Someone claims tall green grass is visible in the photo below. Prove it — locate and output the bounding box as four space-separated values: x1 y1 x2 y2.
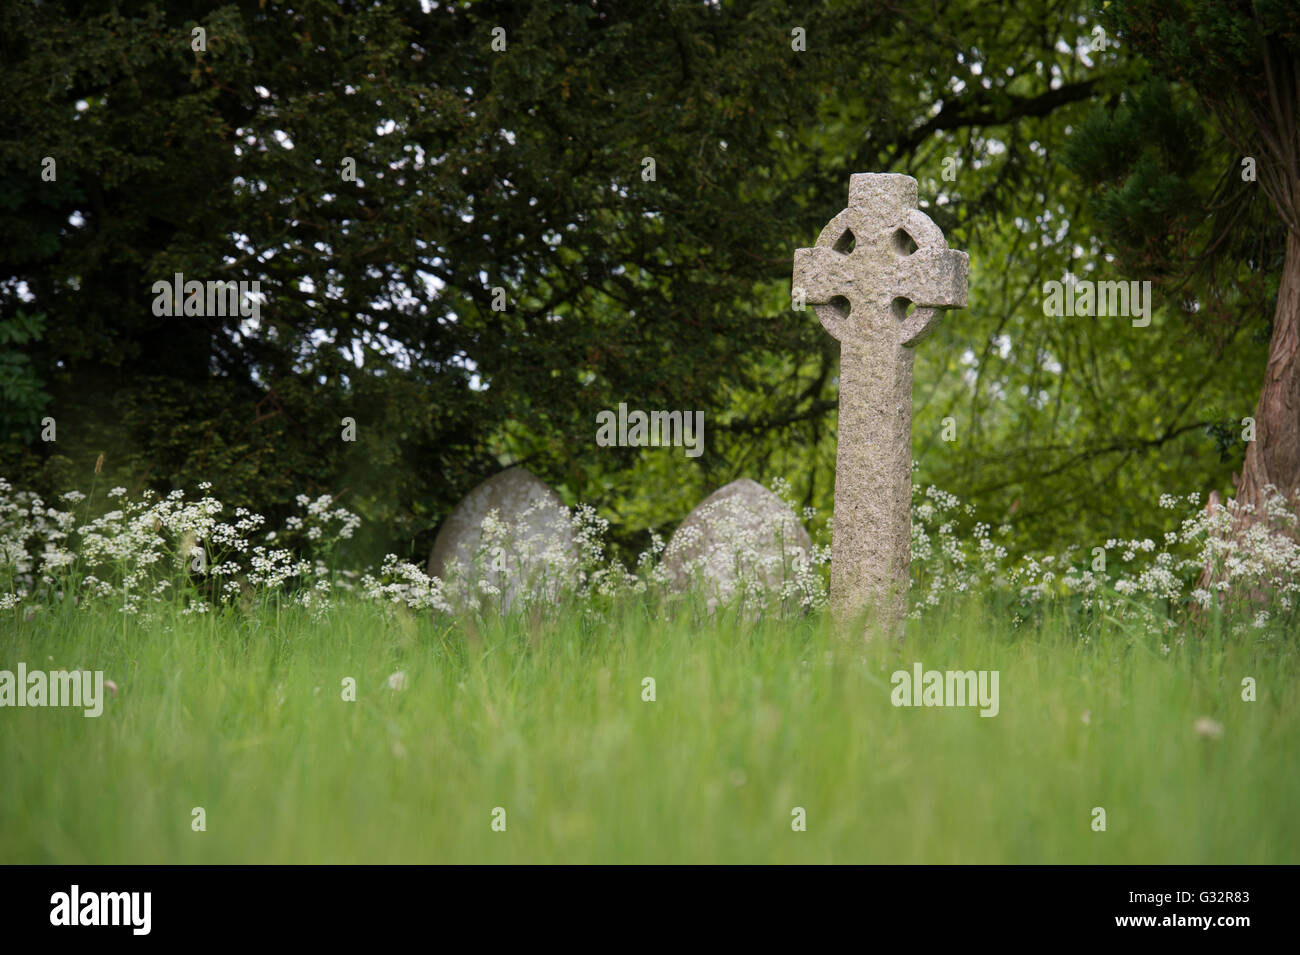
2 595 1296 863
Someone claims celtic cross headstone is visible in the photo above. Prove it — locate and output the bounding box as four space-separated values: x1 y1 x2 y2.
793 173 969 635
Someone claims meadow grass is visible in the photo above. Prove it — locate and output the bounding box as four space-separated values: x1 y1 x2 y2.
2 594 1297 864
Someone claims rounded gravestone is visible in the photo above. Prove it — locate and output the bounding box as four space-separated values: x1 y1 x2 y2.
427 467 575 609
662 479 814 611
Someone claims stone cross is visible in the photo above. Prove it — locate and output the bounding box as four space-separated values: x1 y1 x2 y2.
792 173 968 636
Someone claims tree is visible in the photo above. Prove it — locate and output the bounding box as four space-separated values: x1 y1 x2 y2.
6 0 1224 565
1099 0 1300 533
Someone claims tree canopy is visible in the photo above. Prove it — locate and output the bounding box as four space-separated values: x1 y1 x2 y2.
0 0 1284 566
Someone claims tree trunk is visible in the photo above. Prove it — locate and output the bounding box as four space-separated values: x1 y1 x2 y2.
1197 228 1300 602
1234 227 1300 518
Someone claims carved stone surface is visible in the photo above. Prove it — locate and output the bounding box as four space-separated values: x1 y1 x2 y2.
793 173 969 635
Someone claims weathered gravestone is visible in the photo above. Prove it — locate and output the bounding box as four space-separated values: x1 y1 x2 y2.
792 173 969 635
662 478 813 612
427 466 575 609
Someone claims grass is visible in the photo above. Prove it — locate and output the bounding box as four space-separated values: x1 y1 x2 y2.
2 594 1297 864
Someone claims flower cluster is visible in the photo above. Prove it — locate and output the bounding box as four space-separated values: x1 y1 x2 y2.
0 479 361 620
910 476 1300 635
2 474 1296 634
361 555 452 612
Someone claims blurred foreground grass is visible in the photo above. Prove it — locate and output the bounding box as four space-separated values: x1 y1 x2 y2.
2 595 1296 863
